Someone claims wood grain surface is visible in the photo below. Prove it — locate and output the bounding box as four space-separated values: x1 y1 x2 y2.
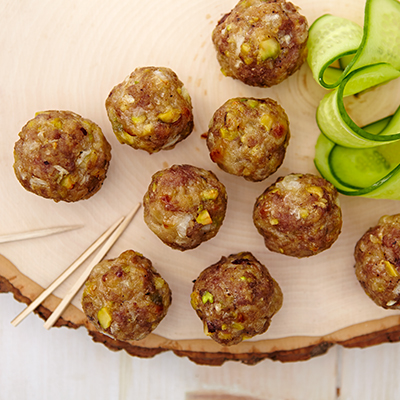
3 253 400 365
2 0 400 367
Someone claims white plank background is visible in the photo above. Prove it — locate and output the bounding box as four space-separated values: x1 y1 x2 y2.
2 293 400 400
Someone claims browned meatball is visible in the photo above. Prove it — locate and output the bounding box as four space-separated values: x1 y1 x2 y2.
354 214 400 309
105 66 194 154
212 0 308 87
253 173 342 257
207 97 290 181
191 252 283 346
143 164 227 251
81 250 171 341
13 110 111 202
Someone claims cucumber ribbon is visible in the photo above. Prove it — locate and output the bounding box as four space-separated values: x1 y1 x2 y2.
307 0 400 199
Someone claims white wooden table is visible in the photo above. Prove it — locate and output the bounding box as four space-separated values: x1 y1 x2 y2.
2 293 400 400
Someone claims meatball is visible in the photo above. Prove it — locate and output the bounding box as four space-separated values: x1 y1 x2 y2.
81 250 172 341
105 66 194 154
143 164 227 251
354 214 400 309
212 0 308 87
13 110 111 202
253 173 342 257
207 97 290 182
191 252 283 346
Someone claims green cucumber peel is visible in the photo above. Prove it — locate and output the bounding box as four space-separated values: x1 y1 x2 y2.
315 111 400 200
308 0 400 199
348 0 400 74
307 14 362 89
316 63 400 148
308 0 400 89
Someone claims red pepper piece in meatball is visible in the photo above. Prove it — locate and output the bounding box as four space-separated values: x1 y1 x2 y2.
212 0 308 87
143 164 228 251
13 110 111 202
191 252 283 346
355 214 400 309
253 173 342 257
207 97 290 182
81 250 172 341
105 66 194 154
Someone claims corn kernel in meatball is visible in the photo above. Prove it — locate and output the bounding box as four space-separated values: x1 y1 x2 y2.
105 66 194 154
191 252 283 346
253 173 342 257
143 164 227 251
354 214 400 309
207 97 290 182
81 250 172 341
13 110 111 202
212 0 308 87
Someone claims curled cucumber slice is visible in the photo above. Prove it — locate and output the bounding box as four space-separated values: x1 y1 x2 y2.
316 63 400 148
308 0 400 89
315 110 400 200
308 0 400 199
307 15 362 89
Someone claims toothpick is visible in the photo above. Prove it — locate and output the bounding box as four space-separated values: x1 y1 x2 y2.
11 217 124 327
0 225 82 244
43 202 141 330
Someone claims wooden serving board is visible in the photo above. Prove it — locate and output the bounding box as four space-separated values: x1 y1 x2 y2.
3 253 400 365
2 0 400 365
